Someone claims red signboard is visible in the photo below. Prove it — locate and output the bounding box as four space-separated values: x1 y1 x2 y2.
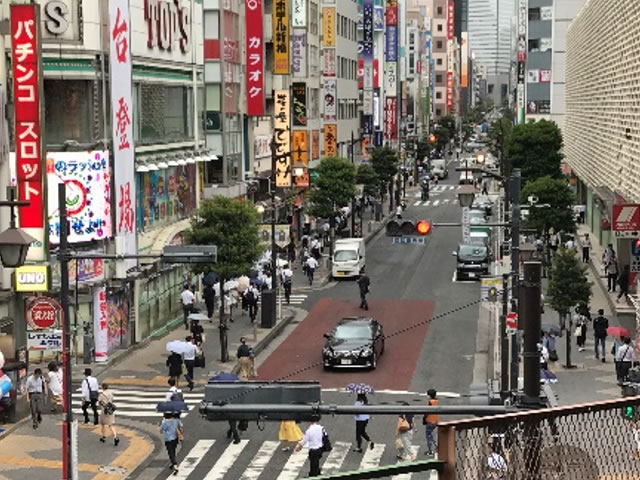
358 58 378 90
26 296 62 330
245 0 264 115
11 4 43 229
446 72 454 109
447 1 454 41
373 59 379 88
385 5 397 26
384 97 397 140
506 312 518 330
613 204 640 231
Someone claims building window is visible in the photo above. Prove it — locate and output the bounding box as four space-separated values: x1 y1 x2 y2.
310 45 319 76
310 2 318 35
437 6 443 15
44 80 95 145
437 24 443 32
337 14 341 36
436 91 442 100
409 53 415 74
528 8 541 21
488 84 494 94
436 40 443 49
436 58 443 66
436 108 442 116
528 39 540 52
436 74 443 83
137 84 193 144
409 32 415 46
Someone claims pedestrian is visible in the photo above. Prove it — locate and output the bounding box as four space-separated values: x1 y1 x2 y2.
311 237 321 260
357 270 370 311
616 336 635 384
593 309 609 362
166 350 183 387
81 368 99 425
98 383 119 446
281 264 294 304
322 222 330 244
481 180 488 195
46 362 63 413
542 331 557 362
575 306 589 352
181 283 195 329
305 255 319 286
602 243 615 269
182 336 197 391
190 319 205 346
165 378 183 401
237 337 253 379
423 389 439 456
395 413 416 461
160 412 183 474
287 240 296 265
279 420 303 451
296 418 328 477
353 393 374 453
607 257 619 292
396 204 403 219
486 441 507 479
203 283 216 321
244 283 259 322
582 234 591 263
618 265 631 302
538 341 550 371
26 368 46 429
227 420 241 444
565 236 576 251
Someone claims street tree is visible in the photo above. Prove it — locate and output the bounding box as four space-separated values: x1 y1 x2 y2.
504 119 564 183
521 176 576 235
434 115 457 151
370 146 399 207
356 163 379 199
547 246 592 368
186 196 263 362
488 117 513 161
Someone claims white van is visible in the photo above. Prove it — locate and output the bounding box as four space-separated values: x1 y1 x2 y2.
430 158 448 179
332 238 366 279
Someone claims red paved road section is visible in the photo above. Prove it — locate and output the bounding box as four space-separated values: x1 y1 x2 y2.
257 298 435 390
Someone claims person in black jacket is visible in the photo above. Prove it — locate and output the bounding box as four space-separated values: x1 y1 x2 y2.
203 284 216 320
618 265 630 303
357 270 370 311
166 352 183 387
593 309 609 362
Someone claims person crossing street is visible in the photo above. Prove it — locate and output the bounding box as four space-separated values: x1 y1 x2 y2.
357 270 370 310
305 255 319 286
81 368 100 425
182 337 197 391
281 264 294 304
244 283 260 322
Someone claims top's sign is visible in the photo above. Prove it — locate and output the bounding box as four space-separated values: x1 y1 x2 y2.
613 204 640 232
143 0 191 54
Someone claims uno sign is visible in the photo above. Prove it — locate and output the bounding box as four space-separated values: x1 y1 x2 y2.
144 0 191 53
26 296 62 330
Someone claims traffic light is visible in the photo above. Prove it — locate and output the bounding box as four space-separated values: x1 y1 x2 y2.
386 219 432 237
416 220 432 235
428 134 437 144
488 287 498 302
622 404 637 421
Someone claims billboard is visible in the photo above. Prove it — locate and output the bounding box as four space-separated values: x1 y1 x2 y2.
292 130 308 165
323 78 337 121
461 32 468 88
447 1 454 41
292 30 307 78
246 0 264 115
324 124 337 157
292 82 307 127
47 151 112 244
384 97 397 140
292 0 307 27
273 0 289 74
322 7 336 46
312 130 320 159
323 48 336 76
93 286 108 362
385 25 397 62
274 90 291 187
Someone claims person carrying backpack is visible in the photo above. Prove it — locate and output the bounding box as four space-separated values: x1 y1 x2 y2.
296 418 331 477
165 378 184 402
244 284 259 322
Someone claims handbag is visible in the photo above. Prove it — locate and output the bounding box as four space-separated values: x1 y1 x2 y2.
104 402 117 415
177 425 184 443
321 428 332 452
574 326 582 337
398 417 411 433
86 379 99 401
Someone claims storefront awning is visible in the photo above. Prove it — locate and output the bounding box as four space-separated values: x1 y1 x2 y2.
137 218 191 263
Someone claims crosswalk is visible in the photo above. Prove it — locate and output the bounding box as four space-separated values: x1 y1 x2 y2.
256 293 308 306
413 185 459 196
71 386 202 419
169 439 438 480
412 198 455 207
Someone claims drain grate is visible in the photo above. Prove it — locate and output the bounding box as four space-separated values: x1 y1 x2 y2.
99 465 128 475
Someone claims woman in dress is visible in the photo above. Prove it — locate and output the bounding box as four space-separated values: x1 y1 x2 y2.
279 420 303 451
98 383 119 446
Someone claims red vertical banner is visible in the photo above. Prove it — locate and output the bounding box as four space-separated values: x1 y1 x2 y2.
384 97 397 140
373 59 379 88
11 4 43 229
447 1 454 41
245 0 264 115
447 72 454 109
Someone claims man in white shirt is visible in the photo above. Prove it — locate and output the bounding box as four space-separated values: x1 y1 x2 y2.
81 368 100 425
183 337 198 391
165 378 183 402
616 336 635 384
296 419 326 477
565 236 576 251
305 256 319 286
281 265 294 304
46 362 63 413
181 284 195 330
311 237 321 260
487 442 507 478
26 368 47 429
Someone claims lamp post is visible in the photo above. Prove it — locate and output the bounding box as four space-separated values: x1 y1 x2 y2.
349 131 359 237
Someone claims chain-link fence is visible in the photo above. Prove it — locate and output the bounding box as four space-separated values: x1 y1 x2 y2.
438 395 640 479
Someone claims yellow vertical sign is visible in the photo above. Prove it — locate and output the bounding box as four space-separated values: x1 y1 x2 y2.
274 90 291 187
292 130 309 164
273 0 290 74
324 124 337 157
322 7 336 47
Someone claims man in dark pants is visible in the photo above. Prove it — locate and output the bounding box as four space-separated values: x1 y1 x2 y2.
25 369 46 429
203 283 216 320
593 309 609 362
182 337 197 390
357 269 370 310
81 368 99 425
227 420 241 444
296 419 326 477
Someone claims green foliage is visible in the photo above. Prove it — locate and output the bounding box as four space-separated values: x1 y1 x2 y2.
504 120 564 183
547 247 592 317
370 146 399 187
186 196 263 280
415 138 431 162
488 117 513 158
309 156 357 218
434 115 457 150
521 176 576 234
356 163 379 198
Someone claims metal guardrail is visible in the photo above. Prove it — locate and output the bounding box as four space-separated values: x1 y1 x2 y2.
307 459 445 479
437 395 640 479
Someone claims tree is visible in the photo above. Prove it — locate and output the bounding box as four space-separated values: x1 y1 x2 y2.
547 246 592 368
504 120 564 183
356 163 379 198
370 146 399 207
521 176 576 234
488 117 513 160
309 156 357 218
434 115 457 151
186 196 263 362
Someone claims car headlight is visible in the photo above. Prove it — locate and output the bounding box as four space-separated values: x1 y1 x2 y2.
457 263 466 268
323 348 335 357
360 346 373 356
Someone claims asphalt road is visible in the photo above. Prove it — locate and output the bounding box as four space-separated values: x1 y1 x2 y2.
138 163 484 480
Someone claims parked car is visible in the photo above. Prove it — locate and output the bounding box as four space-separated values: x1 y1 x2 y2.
471 195 494 216
453 243 490 280
430 158 448 179
322 317 385 369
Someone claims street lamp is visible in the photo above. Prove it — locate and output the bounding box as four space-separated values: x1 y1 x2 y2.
0 186 35 268
457 185 476 208
519 243 537 262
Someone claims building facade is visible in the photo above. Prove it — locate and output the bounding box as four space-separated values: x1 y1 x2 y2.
525 0 553 120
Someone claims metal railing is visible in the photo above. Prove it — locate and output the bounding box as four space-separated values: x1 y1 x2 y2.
437 395 640 479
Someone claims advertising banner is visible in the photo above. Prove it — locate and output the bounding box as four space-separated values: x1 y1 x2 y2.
109 0 136 275
526 100 550 114
385 25 397 62
539 69 552 83
374 6 384 30
323 48 336 76
245 0 264 115
373 94 380 127
292 82 307 127
292 130 308 164
292 30 307 78
46 151 112 244
384 97 397 140
254 135 272 158
322 7 336 46
312 130 320 159
461 32 468 88
258 225 291 248
362 115 373 136
386 1 397 26
447 71 454 109
374 58 379 88
15 265 48 292
274 90 291 187
292 0 307 27
363 0 373 43
363 90 373 115
273 0 289 74
107 289 129 353
93 286 108 362
324 124 338 157
447 1 454 41
27 330 62 351
385 62 398 97
323 78 337 121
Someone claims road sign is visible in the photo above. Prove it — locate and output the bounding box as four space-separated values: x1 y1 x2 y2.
162 245 217 264
615 230 640 239
462 207 471 243
26 296 62 330
613 204 640 232
392 236 426 245
27 329 62 351
506 312 518 332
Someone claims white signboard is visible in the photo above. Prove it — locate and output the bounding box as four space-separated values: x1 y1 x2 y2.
384 62 397 97
27 329 62 351
462 207 471 243
323 48 336 76
109 0 137 276
527 70 539 83
323 78 337 121
93 286 109 362
292 0 307 27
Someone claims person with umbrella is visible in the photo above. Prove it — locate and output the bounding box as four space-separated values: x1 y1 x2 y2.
190 318 205 346
203 282 216 321
160 412 183 474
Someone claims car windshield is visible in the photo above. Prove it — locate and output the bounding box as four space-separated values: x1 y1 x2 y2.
458 245 488 260
469 211 486 223
334 250 358 262
334 324 372 339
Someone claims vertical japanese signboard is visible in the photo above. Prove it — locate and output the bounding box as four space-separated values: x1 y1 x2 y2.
323 78 337 121
292 130 308 164
323 48 336 76
361 0 374 138
292 0 306 27
11 4 46 261
461 32 468 88
447 1 454 40
322 7 336 46
384 0 398 143
93 286 108 362
274 90 291 187
324 124 337 157
292 30 307 78
109 0 136 274
384 97 397 140
292 82 307 127
273 0 289 74
517 0 527 124
246 0 264 115
312 130 320 159
447 72 453 109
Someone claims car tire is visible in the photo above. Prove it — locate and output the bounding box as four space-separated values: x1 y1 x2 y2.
323 363 331 371
371 353 377 369
380 339 385 355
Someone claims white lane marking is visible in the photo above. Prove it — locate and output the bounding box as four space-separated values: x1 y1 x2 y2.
240 441 279 480
432 200 440 207
391 446 420 479
424 200 431 207
413 201 421 206
321 388 461 398
449 185 456 190
360 443 386 469
170 440 215 479
72 388 201 398
321 441 351 474
72 402 198 411
442 199 450 205
276 447 308 480
72 408 195 417
203 440 250 480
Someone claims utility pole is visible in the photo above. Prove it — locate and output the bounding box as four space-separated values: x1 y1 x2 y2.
521 261 542 405
500 273 509 398
350 131 357 237
510 168 521 393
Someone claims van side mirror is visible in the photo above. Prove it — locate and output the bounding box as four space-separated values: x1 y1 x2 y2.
323 333 330 339
452 251 458 256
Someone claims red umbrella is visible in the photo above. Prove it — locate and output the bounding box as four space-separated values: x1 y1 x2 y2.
607 326 631 338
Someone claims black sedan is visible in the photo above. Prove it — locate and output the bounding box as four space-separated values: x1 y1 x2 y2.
322 317 385 369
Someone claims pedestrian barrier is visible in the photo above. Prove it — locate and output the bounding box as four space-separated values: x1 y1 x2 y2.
437 395 640 479
307 459 445 479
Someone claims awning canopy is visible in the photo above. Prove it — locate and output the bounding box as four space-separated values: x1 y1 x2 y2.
138 218 191 264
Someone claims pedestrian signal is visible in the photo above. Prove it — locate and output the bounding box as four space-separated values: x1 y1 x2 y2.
386 220 432 237
428 134 437 144
488 287 498 302
416 220 432 235
623 405 637 421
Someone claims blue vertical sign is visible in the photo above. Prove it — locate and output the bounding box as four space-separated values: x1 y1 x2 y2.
386 25 398 62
